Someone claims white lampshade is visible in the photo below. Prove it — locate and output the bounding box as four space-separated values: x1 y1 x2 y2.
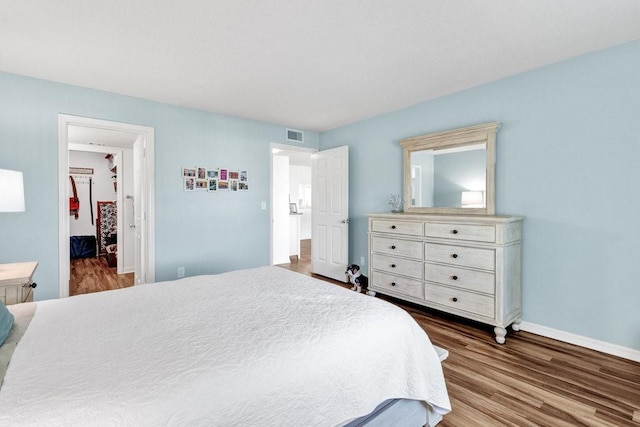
461 191 484 208
0 169 25 212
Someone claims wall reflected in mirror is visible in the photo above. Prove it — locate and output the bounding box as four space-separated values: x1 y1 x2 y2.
409 143 486 209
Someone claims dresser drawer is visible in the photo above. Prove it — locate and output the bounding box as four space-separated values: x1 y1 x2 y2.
371 254 423 280
371 219 423 236
425 223 496 243
371 271 423 299
371 236 423 260
425 264 495 295
426 283 495 318
425 243 495 271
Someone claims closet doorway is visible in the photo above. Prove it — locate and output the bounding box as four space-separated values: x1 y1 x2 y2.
68 145 133 295
58 115 155 298
270 144 315 272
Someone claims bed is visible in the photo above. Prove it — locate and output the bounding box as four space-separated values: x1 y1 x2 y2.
0 266 450 426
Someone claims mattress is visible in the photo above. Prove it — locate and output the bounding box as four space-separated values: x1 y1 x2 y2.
0 266 450 426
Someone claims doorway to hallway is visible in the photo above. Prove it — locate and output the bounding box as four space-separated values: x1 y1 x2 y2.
270 144 314 270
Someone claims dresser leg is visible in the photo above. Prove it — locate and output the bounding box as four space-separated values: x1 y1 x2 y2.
494 326 507 344
511 318 522 332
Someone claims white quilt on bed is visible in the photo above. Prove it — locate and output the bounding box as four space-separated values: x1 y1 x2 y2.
0 266 450 426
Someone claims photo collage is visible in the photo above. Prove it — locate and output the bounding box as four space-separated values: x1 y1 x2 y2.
182 167 249 192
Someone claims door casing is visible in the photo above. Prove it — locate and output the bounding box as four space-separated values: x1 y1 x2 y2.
58 114 155 298
269 143 317 265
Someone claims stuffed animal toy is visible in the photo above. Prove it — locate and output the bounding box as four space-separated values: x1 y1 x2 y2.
345 264 374 296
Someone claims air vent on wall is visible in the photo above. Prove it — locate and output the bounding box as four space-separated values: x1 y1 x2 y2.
286 128 304 143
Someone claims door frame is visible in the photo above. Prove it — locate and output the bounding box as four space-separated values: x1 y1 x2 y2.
58 114 155 298
269 143 317 265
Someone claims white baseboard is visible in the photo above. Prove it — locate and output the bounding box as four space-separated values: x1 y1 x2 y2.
519 321 640 363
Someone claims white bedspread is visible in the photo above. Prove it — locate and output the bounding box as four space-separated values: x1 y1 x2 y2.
0 266 450 426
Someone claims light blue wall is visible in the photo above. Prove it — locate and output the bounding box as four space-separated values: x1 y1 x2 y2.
0 72 319 301
320 40 640 350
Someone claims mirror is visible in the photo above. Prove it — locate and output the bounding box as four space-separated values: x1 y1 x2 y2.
400 122 499 215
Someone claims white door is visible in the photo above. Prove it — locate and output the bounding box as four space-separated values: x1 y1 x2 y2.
133 136 144 285
272 154 290 264
312 146 349 282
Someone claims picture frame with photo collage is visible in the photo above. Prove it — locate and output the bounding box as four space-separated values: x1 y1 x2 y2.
182 166 248 192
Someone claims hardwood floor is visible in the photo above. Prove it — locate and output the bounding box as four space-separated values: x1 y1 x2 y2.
70 257 134 296
282 238 313 276
277 254 640 426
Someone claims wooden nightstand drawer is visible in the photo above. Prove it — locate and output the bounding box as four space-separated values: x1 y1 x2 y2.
0 261 38 305
371 219 423 236
1 283 34 305
425 243 495 271
371 236 423 260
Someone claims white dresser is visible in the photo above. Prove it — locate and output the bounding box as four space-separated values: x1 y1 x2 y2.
368 213 522 343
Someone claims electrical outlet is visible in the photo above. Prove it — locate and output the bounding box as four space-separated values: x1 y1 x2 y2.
177 267 185 278
360 256 365 266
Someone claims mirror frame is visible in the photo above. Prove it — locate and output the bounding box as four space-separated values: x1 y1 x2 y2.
400 122 499 215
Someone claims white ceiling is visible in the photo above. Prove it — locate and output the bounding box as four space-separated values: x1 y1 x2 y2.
1 1 639 132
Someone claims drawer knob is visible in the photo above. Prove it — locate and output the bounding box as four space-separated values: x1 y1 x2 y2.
452 229 458 234
391 245 396 250
391 264 396 268
391 282 397 287
452 275 458 280
391 225 396 229
452 297 458 302
29 282 37 288
452 253 458 259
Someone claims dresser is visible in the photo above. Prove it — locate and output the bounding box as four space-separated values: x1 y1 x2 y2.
0 261 38 305
368 213 522 343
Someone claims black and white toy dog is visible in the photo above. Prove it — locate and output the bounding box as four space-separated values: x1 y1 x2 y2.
345 264 375 296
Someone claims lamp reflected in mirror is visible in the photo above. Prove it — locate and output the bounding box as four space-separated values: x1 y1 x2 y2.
461 191 484 208
0 169 25 213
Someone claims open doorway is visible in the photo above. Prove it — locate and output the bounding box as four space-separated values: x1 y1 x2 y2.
68 143 134 295
270 144 315 273
58 115 155 298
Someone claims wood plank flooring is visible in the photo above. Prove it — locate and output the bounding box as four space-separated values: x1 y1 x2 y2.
276 250 640 426
70 257 134 296
285 238 313 276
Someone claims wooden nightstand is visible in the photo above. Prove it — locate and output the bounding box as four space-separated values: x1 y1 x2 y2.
0 261 38 305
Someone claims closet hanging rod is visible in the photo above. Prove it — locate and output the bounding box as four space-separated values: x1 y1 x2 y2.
69 176 92 184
